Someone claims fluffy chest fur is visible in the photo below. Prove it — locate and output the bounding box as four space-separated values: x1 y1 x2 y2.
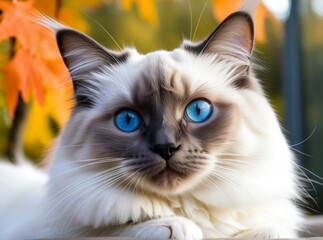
39 180 299 238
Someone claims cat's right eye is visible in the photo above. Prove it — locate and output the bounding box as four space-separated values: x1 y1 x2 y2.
114 109 141 132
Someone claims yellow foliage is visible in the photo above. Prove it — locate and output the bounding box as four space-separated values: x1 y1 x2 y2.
62 0 101 10
58 8 89 32
23 80 73 156
44 75 73 126
23 100 55 155
34 0 58 17
120 0 132 10
58 0 102 31
120 0 158 27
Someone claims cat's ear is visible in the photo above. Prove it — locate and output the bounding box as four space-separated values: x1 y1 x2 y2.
56 29 129 108
182 11 258 91
183 11 254 63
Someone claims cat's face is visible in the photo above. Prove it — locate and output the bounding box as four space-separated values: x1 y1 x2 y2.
53 12 278 196
63 52 242 194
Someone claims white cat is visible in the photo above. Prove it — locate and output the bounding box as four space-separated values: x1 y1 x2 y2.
0 11 302 239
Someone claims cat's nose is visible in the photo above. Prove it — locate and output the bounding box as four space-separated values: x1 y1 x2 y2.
150 143 180 161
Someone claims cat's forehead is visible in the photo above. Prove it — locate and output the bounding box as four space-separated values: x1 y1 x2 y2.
99 48 232 114
130 50 191 110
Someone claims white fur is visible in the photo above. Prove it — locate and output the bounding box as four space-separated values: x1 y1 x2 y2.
0 10 303 238
0 160 48 238
0 48 302 239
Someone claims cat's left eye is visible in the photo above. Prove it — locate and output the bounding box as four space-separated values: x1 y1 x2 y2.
185 99 212 123
115 109 141 132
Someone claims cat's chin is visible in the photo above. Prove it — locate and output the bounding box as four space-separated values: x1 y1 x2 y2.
141 166 197 195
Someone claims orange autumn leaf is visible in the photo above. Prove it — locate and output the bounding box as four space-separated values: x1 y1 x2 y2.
0 0 36 44
211 0 280 43
0 0 102 159
2 61 20 117
0 0 59 58
0 0 71 118
3 48 57 110
3 48 71 118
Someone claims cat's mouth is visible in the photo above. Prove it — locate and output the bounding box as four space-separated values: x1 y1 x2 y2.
133 154 206 193
145 161 193 191
157 166 186 177
149 168 184 188
158 158 192 176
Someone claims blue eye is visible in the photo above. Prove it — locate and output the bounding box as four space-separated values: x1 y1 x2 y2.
185 99 212 123
115 109 141 132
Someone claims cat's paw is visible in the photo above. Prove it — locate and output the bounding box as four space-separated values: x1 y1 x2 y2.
132 216 203 240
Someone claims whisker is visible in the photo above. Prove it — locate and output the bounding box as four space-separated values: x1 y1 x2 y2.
49 161 125 179
187 0 193 41
132 175 142 196
83 12 122 51
49 143 115 150
289 125 317 148
192 0 208 41
290 147 312 157
50 167 130 231
47 166 125 214
63 169 129 230
296 164 323 182
64 167 138 228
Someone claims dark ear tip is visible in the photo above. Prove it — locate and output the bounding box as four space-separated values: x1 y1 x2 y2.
56 28 68 36
56 29 71 45
230 11 253 18
226 11 253 21
224 11 254 29
56 29 73 54
56 29 90 53
56 28 76 40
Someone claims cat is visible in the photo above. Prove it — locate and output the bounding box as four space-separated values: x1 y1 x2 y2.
0 10 303 239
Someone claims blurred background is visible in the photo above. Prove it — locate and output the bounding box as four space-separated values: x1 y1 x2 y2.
0 0 322 215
